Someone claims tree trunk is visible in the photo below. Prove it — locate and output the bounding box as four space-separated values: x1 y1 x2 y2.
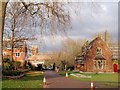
0 1 8 90
0 1 8 66
10 29 15 70
10 30 14 62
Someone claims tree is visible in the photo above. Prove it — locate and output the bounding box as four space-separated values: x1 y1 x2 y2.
48 39 85 70
0 1 8 66
1 1 70 67
4 2 31 62
61 38 84 66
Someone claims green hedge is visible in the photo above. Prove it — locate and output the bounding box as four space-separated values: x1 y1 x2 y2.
2 70 23 76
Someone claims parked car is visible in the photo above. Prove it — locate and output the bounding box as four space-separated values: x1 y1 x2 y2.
47 66 53 70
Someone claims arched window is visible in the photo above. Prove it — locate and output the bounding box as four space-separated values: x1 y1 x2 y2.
93 60 105 70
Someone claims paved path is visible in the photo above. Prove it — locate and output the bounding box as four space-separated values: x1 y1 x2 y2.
43 70 109 88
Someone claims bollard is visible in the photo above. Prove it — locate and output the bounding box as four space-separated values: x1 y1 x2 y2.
43 76 46 85
90 81 94 89
66 72 68 78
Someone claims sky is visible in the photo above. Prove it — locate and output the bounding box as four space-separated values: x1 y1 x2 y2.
26 1 118 52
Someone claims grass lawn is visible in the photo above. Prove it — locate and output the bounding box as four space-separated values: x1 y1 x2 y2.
59 71 119 87
2 71 44 88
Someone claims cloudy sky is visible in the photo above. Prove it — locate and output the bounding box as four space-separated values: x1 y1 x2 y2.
27 1 118 52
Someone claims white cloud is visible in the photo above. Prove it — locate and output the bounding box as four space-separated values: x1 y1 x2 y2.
27 2 118 52
101 4 107 11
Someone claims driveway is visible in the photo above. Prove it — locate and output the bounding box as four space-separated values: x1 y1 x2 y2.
43 70 110 88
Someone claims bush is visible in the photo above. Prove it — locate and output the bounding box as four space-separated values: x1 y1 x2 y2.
3 61 14 71
14 61 21 70
28 62 35 70
25 63 31 70
3 58 10 63
3 62 11 70
2 70 23 76
37 64 43 71
67 66 74 71
118 69 120 73
3 58 17 70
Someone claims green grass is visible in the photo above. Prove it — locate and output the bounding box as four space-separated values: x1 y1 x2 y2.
0 80 2 90
59 71 119 87
2 71 44 88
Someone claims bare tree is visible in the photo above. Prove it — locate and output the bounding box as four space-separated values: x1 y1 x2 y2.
1 1 71 68
4 2 31 62
48 39 84 70
61 38 84 66
0 1 8 66
20 1 70 35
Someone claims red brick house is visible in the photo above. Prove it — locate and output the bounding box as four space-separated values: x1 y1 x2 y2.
75 37 113 72
3 41 27 66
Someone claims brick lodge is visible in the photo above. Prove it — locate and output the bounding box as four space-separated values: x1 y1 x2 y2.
74 36 118 72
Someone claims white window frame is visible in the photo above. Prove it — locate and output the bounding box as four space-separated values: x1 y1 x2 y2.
3 52 6 56
93 60 105 70
16 52 20 57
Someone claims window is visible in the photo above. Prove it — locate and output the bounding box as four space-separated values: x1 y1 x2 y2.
16 52 20 57
3 52 6 56
93 60 105 70
96 47 102 55
98 61 103 69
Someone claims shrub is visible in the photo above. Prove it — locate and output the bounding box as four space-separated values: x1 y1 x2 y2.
3 58 15 70
3 61 13 71
67 66 74 71
14 61 21 70
28 62 35 70
37 64 43 71
25 63 31 70
2 70 23 76
3 62 11 70
118 69 120 73
43 65 47 69
3 58 10 63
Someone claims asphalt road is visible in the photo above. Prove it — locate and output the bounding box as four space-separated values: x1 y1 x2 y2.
43 70 112 88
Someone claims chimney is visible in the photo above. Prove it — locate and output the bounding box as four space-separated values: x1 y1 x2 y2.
105 30 107 42
104 30 108 46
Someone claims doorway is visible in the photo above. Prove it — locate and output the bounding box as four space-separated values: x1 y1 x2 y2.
113 64 118 72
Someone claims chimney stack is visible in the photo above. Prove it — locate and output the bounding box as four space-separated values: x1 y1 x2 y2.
105 30 107 42
104 30 109 46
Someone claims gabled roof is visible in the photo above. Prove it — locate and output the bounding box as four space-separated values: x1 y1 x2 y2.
87 37 104 48
85 37 108 54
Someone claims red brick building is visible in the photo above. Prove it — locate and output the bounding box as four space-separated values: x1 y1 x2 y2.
75 37 113 72
3 41 27 66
